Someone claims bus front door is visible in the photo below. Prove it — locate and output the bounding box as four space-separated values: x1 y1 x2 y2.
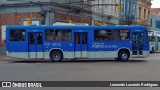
74 32 88 58
28 32 44 59
132 33 143 57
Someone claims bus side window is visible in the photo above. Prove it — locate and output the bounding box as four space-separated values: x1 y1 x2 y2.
113 29 130 41
10 29 26 42
61 30 72 41
82 33 87 44
55 29 72 42
55 36 61 41
37 33 42 44
75 33 80 44
45 30 54 41
30 34 35 44
55 30 62 41
55 29 72 41
94 29 112 41
10 30 15 41
112 30 120 40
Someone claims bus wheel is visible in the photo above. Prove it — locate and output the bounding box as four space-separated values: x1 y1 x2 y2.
50 51 63 62
118 51 129 61
115 58 119 61
151 47 154 53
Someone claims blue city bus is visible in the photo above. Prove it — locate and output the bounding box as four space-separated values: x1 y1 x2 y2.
6 25 149 61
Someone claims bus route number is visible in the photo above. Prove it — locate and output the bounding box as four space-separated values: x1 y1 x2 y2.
52 43 61 46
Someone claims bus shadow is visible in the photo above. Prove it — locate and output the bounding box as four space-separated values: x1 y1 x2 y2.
10 59 148 63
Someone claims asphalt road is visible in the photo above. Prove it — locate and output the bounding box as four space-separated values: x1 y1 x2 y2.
0 53 160 90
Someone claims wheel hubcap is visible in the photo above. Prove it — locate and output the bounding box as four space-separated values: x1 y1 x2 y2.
122 53 128 60
53 54 60 61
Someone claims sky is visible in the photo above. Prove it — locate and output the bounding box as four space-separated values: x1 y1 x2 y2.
151 0 160 8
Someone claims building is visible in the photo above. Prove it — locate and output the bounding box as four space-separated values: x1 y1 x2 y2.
136 0 151 28
150 8 160 31
91 0 120 26
151 8 160 16
119 0 137 25
0 0 122 47
0 0 123 55
0 0 92 47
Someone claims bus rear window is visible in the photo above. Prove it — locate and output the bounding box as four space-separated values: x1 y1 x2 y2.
9 29 26 41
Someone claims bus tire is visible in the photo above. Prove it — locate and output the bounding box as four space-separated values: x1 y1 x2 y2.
115 58 119 61
118 51 129 61
50 51 63 62
151 47 154 53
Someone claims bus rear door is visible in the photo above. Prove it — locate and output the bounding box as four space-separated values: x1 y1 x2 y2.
28 32 44 59
132 32 144 57
74 32 88 58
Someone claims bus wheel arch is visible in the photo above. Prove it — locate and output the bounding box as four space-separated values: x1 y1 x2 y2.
118 49 130 61
49 49 63 62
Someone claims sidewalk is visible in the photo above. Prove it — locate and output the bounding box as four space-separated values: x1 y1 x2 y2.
0 47 6 56
0 55 20 61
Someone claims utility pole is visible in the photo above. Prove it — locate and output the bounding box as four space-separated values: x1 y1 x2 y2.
30 1 33 19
